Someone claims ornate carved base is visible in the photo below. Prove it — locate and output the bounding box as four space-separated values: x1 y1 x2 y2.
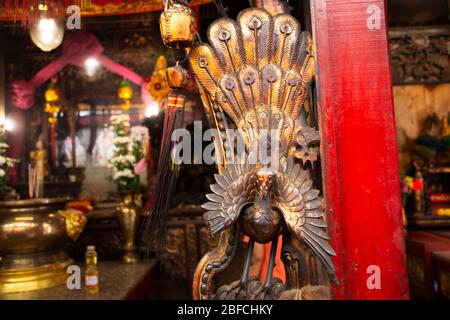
215 276 285 300
214 278 332 300
279 286 332 300
122 252 140 264
0 250 72 293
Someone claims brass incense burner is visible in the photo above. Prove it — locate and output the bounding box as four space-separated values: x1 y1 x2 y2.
0 198 85 293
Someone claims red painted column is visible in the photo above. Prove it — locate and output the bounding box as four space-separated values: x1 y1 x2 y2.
311 0 409 299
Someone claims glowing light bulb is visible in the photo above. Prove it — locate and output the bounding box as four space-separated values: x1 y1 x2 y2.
0 118 15 132
84 58 101 77
145 102 160 118
5 118 16 132
29 9 64 52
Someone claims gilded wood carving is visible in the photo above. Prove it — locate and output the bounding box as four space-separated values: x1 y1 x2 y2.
389 28 450 85
159 0 336 300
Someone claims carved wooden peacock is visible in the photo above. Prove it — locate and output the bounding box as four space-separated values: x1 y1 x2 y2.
159 0 337 300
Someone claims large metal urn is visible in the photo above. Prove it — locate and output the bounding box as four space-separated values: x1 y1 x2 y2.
0 198 85 293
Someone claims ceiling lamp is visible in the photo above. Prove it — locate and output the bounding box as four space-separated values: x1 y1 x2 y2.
29 3 64 52
84 57 101 77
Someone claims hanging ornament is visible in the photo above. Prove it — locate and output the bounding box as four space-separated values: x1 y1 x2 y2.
160 0 196 49
29 2 64 52
142 63 188 249
165 62 188 89
118 79 133 111
146 55 172 102
166 65 198 94
44 78 60 162
44 80 60 125
3 1 75 25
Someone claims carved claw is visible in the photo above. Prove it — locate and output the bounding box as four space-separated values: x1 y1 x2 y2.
264 237 278 289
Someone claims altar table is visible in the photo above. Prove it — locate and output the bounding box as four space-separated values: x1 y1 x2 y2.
0 260 157 300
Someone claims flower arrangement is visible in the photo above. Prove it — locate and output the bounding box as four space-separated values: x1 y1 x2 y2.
0 124 18 200
109 114 147 193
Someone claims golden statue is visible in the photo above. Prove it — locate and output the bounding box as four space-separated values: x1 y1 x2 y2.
29 139 48 198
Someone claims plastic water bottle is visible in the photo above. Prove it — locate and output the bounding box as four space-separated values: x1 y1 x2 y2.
85 245 99 294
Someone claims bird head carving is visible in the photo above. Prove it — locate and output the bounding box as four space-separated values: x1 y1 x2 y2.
255 167 277 199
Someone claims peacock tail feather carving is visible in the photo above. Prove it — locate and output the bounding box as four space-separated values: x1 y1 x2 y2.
191 3 337 282
189 7 315 157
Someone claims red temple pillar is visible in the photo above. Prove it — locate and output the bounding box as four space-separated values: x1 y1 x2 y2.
311 0 409 299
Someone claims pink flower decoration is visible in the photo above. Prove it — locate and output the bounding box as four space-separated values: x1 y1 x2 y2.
134 158 147 175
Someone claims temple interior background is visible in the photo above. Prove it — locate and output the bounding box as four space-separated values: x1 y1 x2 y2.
0 0 449 300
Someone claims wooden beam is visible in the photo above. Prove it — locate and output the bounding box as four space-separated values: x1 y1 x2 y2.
311 0 410 299
389 26 450 37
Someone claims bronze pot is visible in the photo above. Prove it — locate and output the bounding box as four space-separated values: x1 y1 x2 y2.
0 198 70 255
0 197 85 294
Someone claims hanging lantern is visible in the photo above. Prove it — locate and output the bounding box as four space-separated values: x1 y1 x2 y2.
160 0 197 49
44 82 60 124
118 80 133 111
45 83 59 103
147 55 172 101
165 63 188 89
29 3 64 52
44 79 60 163
143 62 188 246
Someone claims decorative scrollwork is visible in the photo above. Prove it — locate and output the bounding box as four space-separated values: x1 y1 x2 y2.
390 28 450 84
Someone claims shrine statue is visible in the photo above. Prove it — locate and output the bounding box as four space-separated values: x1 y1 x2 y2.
63 136 87 168
29 139 48 198
30 139 48 176
158 0 336 300
92 126 115 167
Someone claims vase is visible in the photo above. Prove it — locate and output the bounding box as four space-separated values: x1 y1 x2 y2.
117 193 142 263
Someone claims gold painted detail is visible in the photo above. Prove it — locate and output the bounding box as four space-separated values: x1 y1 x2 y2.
0 259 72 294
160 0 196 49
58 209 87 241
185 3 333 300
